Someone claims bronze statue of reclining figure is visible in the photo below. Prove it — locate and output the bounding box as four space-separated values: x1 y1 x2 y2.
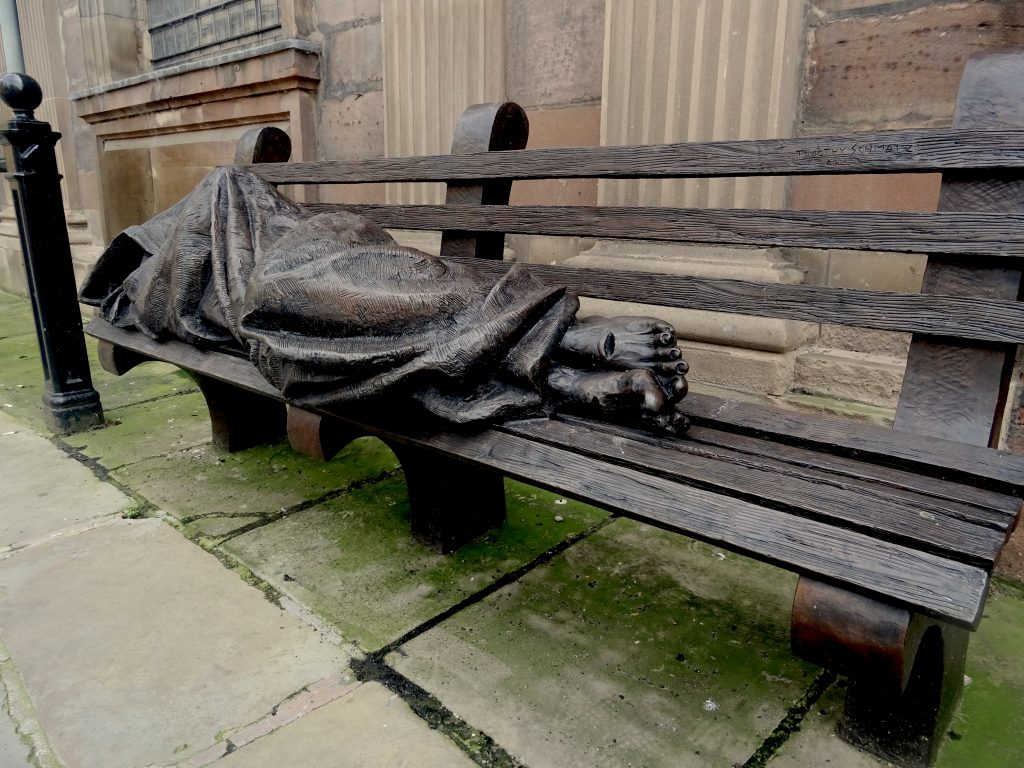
80 167 688 432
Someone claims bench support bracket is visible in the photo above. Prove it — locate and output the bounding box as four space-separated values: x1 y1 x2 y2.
287 407 506 553
792 576 969 767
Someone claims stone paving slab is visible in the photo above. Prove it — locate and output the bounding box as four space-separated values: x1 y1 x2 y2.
113 436 401 523
214 682 476 768
64 391 211 469
224 475 608 651
0 518 350 768
0 411 132 548
391 517 817 768
0 679 32 768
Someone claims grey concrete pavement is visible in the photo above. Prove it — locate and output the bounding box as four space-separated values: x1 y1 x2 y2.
0 411 131 549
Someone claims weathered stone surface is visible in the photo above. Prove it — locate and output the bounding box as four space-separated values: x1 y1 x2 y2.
64 391 211 470
113 435 400 522
0 519 349 768
0 412 131 548
392 518 817 768
510 104 601 207
217 682 476 767
323 17 383 97
224 475 608 651
314 0 381 30
818 324 911 358
804 2 1024 130
680 342 798 398
319 90 385 161
826 249 926 293
0 680 33 768
505 0 605 108
793 349 906 409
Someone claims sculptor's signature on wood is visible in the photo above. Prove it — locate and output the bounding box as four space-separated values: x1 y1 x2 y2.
798 142 916 165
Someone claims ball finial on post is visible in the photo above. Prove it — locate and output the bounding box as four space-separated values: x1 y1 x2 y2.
0 73 43 119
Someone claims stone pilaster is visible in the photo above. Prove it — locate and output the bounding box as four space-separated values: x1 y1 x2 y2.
591 0 811 400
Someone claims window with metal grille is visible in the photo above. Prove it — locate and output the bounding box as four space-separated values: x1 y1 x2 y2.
147 0 280 62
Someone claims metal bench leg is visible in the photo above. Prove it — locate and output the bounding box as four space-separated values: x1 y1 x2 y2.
791 577 969 768
388 443 506 554
189 373 286 452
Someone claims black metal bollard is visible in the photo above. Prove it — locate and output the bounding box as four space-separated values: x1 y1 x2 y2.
0 73 102 434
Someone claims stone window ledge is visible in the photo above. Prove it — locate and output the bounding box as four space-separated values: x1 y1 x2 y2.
71 39 320 123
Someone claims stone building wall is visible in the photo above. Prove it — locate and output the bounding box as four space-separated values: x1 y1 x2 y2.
1 0 1023 436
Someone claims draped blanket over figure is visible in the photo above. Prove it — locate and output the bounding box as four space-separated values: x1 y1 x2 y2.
80 167 579 424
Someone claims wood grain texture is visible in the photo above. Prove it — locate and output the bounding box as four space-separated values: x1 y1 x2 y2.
555 415 1019 526
682 392 1024 494
86 320 281 399
895 52 1024 447
302 203 1024 258
503 417 1007 566
680 424 1021 519
439 102 528 261
246 128 1024 184
395 255 1024 343
317 415 987 629
83 321 994 625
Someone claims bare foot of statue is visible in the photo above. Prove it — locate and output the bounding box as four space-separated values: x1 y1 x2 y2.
545 365 690 434
558 315 689 397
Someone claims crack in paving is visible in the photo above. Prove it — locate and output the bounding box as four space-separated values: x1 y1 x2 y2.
740 668 839 768
0 638 63 768
351 655 524 768
374 515 617 658
208 466 405 547
45 436 158 519
103 387 199 412
343 516 617 768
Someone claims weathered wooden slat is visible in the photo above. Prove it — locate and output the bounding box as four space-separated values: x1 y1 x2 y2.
85 319 281 399
301 203 1024 259
246 128 1024 184
502 417 1007 566
555 414 1019 526
83 320 991 625
319 416 986 628
679 423 1021 520
682 392 1024 494
895 53 1024 447
405 255 1024 344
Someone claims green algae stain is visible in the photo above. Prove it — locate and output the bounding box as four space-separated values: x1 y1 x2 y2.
223 475 607 651
392 518 816 768
938 593 1024 768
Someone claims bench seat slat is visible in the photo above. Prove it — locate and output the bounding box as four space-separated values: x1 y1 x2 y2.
553 415 1019 527
683 392 1024 494
347 421 988 629
83 319 991 626
310 204 1024 258
247 128 1024 184
437 256 1024 344
680 423 1021 518
502 417 1008 566
86 318 1024 496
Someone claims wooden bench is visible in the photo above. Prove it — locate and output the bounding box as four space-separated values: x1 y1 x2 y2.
33 52 1024 766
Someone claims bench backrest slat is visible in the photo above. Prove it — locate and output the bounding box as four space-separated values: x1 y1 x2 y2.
302 203 1024 258
247 127 1024 184
435 256 1024 344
